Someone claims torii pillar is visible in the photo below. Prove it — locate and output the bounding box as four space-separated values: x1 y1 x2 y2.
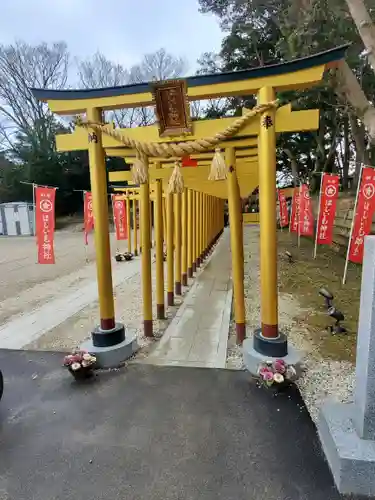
243 88 303 373
80 107 138 367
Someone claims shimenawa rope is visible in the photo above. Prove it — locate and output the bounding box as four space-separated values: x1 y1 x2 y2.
74 99 279 190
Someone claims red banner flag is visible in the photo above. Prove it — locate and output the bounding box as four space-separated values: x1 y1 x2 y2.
35 187 56 264
181 155 198 167
316 174 339 245
278 189 289 228
290 189 300 233
348 167 375 263
299 184 314 237
112 195 128 240
83 191 94 245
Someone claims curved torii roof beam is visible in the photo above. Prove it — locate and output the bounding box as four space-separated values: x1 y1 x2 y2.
31 45 348 115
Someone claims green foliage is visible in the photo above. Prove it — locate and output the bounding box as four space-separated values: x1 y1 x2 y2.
198 0 375 189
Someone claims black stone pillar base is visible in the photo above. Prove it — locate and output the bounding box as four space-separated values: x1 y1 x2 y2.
91 322 126 348
253 327 288 357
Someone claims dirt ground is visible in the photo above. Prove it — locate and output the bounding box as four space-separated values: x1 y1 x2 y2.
0 228 128 325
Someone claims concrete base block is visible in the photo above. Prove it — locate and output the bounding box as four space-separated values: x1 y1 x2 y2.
242 337 304 376
318 402 375 496
81 330 139 369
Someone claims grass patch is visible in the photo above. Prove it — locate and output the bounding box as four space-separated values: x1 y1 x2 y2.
277 230 361 363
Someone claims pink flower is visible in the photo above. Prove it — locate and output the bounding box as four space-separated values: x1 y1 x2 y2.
274 360 286 374
63 355 74 366
259 367 271 378
262 370 274 381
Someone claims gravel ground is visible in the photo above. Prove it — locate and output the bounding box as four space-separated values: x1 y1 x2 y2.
226 225 355 424
25 259 186 356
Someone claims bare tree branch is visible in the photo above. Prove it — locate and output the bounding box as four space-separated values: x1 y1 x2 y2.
0 40 69 155
77 48 187 129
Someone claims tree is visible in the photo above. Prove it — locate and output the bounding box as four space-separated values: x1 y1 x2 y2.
77 51 138 128
336 0 375 148
198 0 375 189
129 48 187 82
0 40 69 157
77 48 188 127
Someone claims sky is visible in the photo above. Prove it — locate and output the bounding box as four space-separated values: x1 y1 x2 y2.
0 0 224 84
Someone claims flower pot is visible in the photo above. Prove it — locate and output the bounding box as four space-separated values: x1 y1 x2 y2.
257 379 294 396
68 366 94 381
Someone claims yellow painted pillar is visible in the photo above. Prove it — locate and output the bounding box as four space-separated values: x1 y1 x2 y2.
201 193 205 258
258 86 280 342
201 193 205 257
226 147 246 344
213 198 217 241
192 190 197 273
155 167 165 319
196 191 201 268
222 199 225 232
234 178 244 277
166 192 174 306
212 197 216 243
216 198 219 237
187 189 193 279
139 204 142 254
132 198 138 256
174 192 182 295
149 199 153 248
126 195 132 254
220 198 224 234
200 193 204 262
140 159 153 337
181 188 188 286
87 107 116 331
152 198 157 247
204 194 208 257
201 193 205 262
209 195 213 251
209 196 212 246
163 196 167 249
202 193 207 260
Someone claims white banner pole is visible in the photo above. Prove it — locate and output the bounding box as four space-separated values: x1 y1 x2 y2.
298 183 302 248
277 189 283 232
83 191 89 263
313 173 324 259
289 191 293 233
343 164 363 285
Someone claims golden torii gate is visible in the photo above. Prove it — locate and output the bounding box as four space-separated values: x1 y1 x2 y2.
31 45 347 366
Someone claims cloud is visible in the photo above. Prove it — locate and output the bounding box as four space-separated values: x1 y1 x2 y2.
0 0 223 76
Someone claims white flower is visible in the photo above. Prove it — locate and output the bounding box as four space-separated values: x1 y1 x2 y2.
273 373 284 383
83 353 92 361
90 356 96 364
71 362 81 371
286 366 297 379
265 359 273 365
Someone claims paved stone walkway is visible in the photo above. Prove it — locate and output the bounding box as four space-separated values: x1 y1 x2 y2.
141 229 232 368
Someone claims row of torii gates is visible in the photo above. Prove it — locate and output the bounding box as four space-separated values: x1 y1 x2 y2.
32 45 347 360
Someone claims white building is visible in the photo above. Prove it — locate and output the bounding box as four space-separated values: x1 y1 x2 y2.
0 202 35 236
